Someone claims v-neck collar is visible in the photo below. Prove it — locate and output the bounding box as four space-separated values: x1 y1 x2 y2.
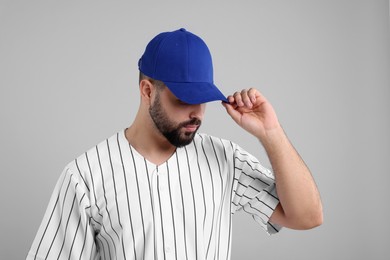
120 128 181 169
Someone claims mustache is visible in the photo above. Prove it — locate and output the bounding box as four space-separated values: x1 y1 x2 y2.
179 118 202 128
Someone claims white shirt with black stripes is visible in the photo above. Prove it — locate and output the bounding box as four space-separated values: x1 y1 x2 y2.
27 129 281 260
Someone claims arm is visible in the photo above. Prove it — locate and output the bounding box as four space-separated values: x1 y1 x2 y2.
27 167 98 259
222 88 323 229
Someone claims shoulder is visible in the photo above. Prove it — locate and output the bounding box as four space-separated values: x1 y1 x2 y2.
65 130 125 177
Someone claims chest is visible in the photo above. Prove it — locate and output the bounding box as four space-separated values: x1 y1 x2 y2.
90 153 234 259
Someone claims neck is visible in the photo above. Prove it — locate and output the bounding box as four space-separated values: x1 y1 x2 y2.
125 113 176 165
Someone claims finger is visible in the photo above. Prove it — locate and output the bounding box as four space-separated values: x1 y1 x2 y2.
240 89 253 108
247 88 258 103
226 95 238 109
222 102 241 124
233 91 244 107
227 95 234 103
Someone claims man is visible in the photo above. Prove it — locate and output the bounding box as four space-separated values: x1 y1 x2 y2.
27 28 322 260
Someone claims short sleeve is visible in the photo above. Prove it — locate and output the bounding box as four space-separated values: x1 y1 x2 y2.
27 166 99 259
231 144 282 235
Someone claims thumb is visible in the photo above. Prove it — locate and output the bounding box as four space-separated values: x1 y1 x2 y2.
222 102 241 125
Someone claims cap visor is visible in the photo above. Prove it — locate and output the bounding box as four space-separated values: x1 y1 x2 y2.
164 81 228 104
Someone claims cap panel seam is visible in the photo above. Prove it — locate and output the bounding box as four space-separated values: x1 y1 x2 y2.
154 33 176 80
147 34 166 78
185 32 190 81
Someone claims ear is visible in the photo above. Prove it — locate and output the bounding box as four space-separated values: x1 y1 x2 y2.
139 79 155 105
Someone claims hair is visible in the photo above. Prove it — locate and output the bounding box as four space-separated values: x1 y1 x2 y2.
139 71 165 91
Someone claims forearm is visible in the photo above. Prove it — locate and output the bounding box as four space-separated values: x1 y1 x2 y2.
259 127 323 229
223 88 322 228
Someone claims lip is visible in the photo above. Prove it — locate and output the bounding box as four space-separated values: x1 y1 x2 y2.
184 125 199 132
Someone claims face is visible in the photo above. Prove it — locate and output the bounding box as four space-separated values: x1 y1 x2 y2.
149 87 205 147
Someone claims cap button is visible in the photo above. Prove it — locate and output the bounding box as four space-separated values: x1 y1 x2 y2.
179 28 186 32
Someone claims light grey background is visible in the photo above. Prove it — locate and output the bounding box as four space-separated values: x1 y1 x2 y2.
1 1 389 259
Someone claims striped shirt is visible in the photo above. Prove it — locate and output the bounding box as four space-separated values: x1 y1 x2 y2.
27 129 281 260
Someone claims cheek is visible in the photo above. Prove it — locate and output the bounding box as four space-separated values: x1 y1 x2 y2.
201 104 206 114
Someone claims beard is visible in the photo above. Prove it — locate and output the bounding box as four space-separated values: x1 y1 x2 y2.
149 92 201 148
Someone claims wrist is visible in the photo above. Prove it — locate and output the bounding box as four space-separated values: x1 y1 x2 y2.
257 125 287 149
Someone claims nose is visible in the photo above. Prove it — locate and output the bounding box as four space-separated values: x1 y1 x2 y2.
189 103 206 120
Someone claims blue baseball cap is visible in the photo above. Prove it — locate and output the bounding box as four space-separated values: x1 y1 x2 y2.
138 28 228 104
